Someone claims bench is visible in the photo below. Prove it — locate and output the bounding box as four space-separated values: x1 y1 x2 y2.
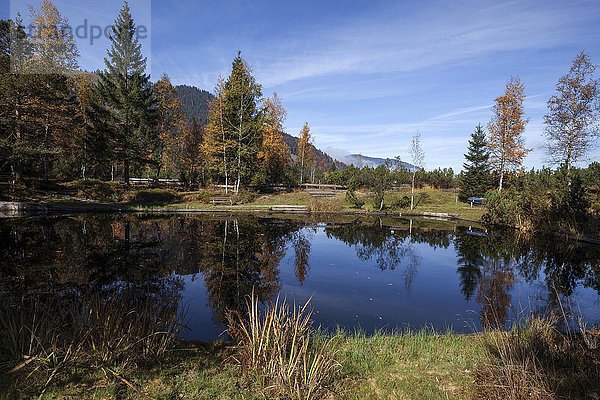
209 197 233 205
466 197 485 207
270 205 309 213
300 183 346 190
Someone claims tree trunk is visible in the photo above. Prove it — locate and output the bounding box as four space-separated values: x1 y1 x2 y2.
410 170 416 210
300 147 304 184
81 139 87 179
124 159 130 185
43 114 50 182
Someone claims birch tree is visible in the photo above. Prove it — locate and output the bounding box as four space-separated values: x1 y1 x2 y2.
259 93 289 184
298 122 313 184
154 74 186 180
544 52 599 172
410 131 425 210
203 77 234 193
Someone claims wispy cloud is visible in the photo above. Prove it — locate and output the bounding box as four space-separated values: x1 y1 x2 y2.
253 1 599 87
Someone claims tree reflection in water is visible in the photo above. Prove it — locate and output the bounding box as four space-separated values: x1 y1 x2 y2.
0 215 598 335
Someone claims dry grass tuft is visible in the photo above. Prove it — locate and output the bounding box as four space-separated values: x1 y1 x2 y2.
476 315 600 400
226 291 341 400
309 197 343 212
0 290 182 398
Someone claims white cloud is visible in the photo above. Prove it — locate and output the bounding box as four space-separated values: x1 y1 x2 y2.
252 1 600 87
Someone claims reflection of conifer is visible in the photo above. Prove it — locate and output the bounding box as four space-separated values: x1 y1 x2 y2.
294 232 311 285
454 231 484 300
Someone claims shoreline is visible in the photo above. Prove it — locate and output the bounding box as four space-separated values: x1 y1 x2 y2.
2 199 598 245
0 199 481 222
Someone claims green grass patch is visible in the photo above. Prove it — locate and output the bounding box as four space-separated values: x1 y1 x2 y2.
7 332 486 400
337 330 484 400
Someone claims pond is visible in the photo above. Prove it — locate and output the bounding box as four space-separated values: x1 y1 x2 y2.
1 214 599 341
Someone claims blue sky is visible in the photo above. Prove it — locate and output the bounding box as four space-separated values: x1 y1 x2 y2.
4 0 600 170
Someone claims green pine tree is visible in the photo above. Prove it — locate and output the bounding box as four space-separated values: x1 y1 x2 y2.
223 52 262 192
94 1 156 184
460 124 493 200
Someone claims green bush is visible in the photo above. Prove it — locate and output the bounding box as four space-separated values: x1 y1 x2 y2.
482 169 592 234
127 189 181 206
481 189 523 228
233 190 259 204
389 195 411 209
345 189 365 209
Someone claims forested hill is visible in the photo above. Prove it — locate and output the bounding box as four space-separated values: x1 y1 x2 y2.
175 85 213 124
344 154 416 170
175 85 344 171
282 132 345 171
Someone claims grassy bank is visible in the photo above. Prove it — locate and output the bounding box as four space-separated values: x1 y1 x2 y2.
172 188 486 221
3 332 484 400
1 180 486 221
3 293 598 400
6 326 598 400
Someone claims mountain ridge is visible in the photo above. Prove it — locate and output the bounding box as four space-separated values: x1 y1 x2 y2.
343 154 417 170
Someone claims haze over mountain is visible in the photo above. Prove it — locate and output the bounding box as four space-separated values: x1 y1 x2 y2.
343 154 416 170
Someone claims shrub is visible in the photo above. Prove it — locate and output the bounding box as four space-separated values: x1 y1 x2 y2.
483 169 592 234
345 189 365 209
126 189 181 206
232 190 259 204
226 292 340 399
482 189 534 230
477 315 600 399
72 179 124 202
389 194 411 209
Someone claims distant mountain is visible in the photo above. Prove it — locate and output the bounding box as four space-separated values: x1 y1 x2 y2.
175 85 343 171
175 85 213 124
282 133 345 171
344 154 416 171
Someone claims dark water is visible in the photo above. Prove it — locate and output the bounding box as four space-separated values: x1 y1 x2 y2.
1 214 599 340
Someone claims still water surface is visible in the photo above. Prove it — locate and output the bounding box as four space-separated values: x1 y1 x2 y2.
1 214 599 340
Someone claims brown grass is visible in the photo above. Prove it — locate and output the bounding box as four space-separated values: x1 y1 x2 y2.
309 197 343 212
0 290 182 398
226 292 341 399
476 316 600 400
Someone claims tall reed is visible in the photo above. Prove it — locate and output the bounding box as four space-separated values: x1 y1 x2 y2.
0 288 183 397
226 291 340 400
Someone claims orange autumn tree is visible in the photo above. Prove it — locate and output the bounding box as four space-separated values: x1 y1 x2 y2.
154 74 187 180
258 93 289 184
487 77 530 191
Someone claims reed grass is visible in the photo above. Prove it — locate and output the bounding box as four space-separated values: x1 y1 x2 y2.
0 289 183 398
226 291 341 400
